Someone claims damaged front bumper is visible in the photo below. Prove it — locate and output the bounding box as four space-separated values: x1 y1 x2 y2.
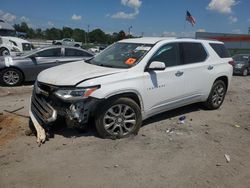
30 82 101 132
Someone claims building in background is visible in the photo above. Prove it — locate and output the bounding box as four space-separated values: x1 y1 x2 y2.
196 32 250 55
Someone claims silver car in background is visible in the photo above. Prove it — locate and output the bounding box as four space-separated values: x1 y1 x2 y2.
0 46 94 86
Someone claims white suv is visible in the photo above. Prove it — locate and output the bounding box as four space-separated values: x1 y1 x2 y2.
29 37 233 142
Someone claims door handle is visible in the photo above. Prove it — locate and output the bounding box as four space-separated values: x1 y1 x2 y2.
175 71 184 77
55 60 60 63
207 65 214 70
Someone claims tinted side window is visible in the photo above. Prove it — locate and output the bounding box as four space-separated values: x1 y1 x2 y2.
37 48 61 57
180 43 207 64
151 43 180 67
209 43 230 58
65 48 92 57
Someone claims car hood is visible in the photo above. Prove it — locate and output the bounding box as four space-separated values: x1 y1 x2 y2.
37 61 127 86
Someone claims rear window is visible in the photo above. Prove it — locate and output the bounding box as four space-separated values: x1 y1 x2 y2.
209 43 230 58
65 48 92 57
180 42 207 64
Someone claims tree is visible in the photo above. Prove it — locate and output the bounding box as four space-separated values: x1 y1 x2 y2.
117 30 126 41
12 22 135 43
72 28 85 42
88 29 106 43
62 27 73 38
45 28 62 40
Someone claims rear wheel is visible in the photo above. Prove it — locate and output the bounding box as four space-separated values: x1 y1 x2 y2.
95 98 142 139
203 80 226 110
0 68 24 86
242 68 248 76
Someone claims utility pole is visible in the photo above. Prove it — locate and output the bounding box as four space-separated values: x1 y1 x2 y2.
85 24 90 44
141 32 144 37
87 24 90 43
85 31 87 45
128 26 132 38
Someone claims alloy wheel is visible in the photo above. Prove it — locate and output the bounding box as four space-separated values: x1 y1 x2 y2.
211 84 225 107
3 70 20 85
243 69 248 76
103 104 136 136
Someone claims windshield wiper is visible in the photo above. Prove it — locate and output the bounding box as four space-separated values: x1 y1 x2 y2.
98 64 114 68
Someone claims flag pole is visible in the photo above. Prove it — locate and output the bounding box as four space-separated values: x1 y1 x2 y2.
183 11 187 37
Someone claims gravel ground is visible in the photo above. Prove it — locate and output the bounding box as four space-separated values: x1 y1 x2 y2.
0 76 250 188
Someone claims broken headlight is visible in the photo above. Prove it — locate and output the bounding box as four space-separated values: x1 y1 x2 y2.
54 86 99 101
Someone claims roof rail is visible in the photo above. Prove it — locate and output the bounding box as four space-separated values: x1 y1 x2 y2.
176 37 195 39
195 37 219 41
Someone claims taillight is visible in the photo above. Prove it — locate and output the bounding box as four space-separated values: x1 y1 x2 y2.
228 60 235 66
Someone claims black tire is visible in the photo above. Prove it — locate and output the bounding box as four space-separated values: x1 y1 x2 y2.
203 80 226 110
55 42 62 45
74 44 80 48
0 48 10 56
0 68 24 86
95 98 142 139
242 68 248 76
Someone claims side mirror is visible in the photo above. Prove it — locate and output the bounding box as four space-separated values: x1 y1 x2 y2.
147 61 166 71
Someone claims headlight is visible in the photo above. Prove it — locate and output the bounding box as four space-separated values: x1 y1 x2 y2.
54 86 100 100
235 63 244 69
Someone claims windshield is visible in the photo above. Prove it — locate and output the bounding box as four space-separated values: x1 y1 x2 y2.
89 42 153 68
233 55 249 62
0 29 16 36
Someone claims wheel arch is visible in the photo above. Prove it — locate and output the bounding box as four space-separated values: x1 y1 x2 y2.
214 76 228 91
0 47 10 54
104 91 144 111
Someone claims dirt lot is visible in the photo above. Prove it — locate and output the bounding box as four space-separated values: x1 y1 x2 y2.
0 76 250 188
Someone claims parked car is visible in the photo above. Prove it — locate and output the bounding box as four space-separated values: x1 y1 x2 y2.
232 54 250 76
0 20 33 56
29 37 233 143
0 46 94 86
52 38 82 47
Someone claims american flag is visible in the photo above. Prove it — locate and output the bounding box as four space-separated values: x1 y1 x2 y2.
186 11 196 26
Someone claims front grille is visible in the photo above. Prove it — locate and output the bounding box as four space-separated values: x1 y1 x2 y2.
31 90 56 125
22 43 32 51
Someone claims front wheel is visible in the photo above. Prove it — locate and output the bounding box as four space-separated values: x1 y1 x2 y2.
203 80 226 110
95 98 142 139
0 48 10 56
0 68 24 86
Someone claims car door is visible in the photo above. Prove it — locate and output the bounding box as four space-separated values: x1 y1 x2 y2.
63 38 73 46
178 42 210 100
142 43 188 117
29 47 62 78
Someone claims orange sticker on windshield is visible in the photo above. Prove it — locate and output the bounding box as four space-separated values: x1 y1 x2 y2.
125 58 137 65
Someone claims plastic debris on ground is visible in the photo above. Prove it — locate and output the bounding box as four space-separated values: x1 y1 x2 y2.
178 116 186 124
224 154 231 163
166 128 175 134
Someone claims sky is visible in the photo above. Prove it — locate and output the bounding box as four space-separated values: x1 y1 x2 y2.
0 0 250 37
